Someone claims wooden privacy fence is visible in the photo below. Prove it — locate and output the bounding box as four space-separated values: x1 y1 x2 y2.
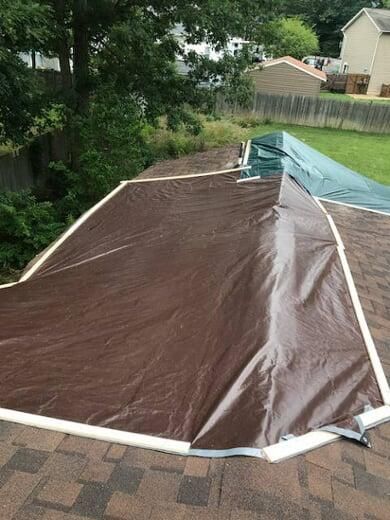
217 93 390 133
0 147 35 191
324 74 348 93
380 84 390 98
346 74 370 95
324 74 370 94
0 130 69 192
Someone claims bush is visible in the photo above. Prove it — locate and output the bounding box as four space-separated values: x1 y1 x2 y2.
0 88 150 281
147 126 206 161
0 51 44 145
235 117 262 129
0 110 250 283
262 17 319 60
63 88 149 218
146 115 248 161
0 191 64 273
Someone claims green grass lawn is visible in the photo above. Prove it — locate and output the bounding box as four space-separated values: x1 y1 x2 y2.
250 123 390 185
194 117 390 185
320 92 390 104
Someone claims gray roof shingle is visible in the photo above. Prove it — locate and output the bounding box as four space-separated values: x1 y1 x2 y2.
366 8 390 32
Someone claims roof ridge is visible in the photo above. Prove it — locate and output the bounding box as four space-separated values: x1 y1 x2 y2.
263 55 326 81
365 7 390 14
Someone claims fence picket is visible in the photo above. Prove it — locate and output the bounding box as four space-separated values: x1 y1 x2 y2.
218 93 390 134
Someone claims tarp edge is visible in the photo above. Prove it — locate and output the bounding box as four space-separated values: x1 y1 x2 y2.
0 182 129 289
122 165 251 184
0 405 388 463
317 197 390 217
0 407 191 456
0 165 253 291
263 405 390 463
314 197 390 405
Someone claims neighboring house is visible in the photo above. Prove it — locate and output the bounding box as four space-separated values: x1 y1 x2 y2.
19 52 60 71
173 24 266 77
173 24 250 62
341 8 390 95
248 56 326 97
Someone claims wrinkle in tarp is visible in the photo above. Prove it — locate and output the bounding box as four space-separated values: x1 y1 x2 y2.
243 131 390 214
0 173 382 451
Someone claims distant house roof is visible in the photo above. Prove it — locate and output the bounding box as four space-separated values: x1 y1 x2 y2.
261 56 327 82
342 8 390 33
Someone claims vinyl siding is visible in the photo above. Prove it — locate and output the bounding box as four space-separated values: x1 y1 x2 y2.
341 12 379 74
368 34 390 95
248 62 321 96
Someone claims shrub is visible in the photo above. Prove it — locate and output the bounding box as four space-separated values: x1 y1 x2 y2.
262 17 319 61
0 191 64 272
64 88 148 217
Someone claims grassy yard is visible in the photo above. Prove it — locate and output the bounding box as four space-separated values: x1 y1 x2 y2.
2 117 389 285
320 92 390 104
150 116 390 185
246 122 390 185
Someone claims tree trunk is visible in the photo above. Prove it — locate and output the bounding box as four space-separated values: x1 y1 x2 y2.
71 0 90 170
73 0 90 115
53 0 72 93
58 46 73 92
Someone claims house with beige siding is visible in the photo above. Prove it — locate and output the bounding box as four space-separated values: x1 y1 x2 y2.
341 8 390 95
248 56 326 97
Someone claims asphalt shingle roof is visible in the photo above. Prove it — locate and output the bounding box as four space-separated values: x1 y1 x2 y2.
262 56 327 82
366 8 390 32
0 151 389 519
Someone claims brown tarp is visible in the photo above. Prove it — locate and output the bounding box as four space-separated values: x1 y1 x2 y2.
0 173 382 450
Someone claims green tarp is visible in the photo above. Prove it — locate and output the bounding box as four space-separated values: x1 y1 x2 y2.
243 132 390 214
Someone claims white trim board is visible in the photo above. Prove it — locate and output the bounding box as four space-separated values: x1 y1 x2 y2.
341 8 382 33
19 182 128 283
263 405 390 463
341 8 365 32
1 165 250 289
237 176 261 183
0 407 191 455
0 281 17 289
317 197 390 217
0 167 389 463
124 165 251 184
363 8 383 33
262 59 326 82
314 196 390 405
370 33 381 75
242 139 251 166
0 404 388 464
256 196 390 463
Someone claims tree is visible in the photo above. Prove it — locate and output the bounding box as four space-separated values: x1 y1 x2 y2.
28 0 282 167
282 1 385 57
0 0 53 143
262 17 319 60
2 1 295 148
50 1 265 116
0 53 44 144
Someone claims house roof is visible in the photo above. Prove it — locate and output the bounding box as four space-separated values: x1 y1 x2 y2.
342 7 390 33
1 195 389 520
0 148 389 518
261 55 327 82
367 8 390 31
